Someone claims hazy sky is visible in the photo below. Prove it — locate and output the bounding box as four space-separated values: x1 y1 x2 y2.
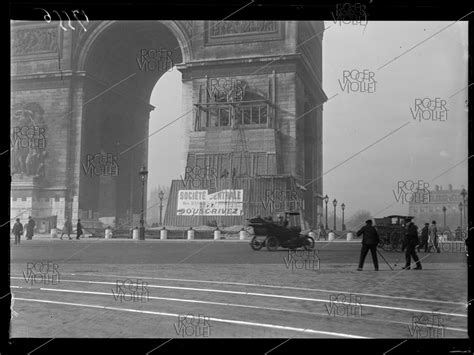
147 21 468 219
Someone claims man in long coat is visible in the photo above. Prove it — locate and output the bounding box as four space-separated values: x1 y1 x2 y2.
402 221 422 270
25 216 36 240
76 219 83 240
417 223 429 252
356 219 380 271
12 218 23 245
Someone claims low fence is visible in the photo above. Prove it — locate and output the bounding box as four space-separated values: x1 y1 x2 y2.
81 227 362 240
82 227 243 240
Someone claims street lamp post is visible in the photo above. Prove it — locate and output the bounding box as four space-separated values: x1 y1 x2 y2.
139 166 148 240
333 199 337 231
158 190 164 226
466 197 468 230
324 195 329 230
442 206 447 228
460 188 467 229
459 202 463 230
341 203 346 231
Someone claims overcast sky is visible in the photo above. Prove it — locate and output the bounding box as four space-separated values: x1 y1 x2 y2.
147 21 468 219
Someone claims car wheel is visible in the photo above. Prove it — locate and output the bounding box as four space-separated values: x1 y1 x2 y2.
266 236 279 251
250 236 264 251
303 236 315 250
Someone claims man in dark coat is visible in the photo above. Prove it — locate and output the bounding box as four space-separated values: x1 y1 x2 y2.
417 223 429 252
76 219 83 240
402 221 422 270
25 216 36 240
12 218 23 245
356 219 379 271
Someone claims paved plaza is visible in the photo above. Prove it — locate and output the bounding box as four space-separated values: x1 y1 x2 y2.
10 239 467 339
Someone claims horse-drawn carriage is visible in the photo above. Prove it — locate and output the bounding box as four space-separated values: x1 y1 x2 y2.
374 215 413 252
248 211 315 251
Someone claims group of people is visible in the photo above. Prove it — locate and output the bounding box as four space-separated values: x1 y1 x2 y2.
11 216 83 244
60 218 83 240
262 214 290 228
356 219 441 271
11 216 36 244
417 221 441 253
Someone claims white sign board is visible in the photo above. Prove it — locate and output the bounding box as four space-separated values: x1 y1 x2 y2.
177 189 243 216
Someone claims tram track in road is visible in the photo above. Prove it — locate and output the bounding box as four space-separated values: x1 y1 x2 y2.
34 271 467 306
10 272 467 338
10 240 467 338
11 284 468 334
10 275 467 317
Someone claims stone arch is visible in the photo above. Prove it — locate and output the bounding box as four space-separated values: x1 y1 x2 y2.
74 20 192 72
75 21 190 225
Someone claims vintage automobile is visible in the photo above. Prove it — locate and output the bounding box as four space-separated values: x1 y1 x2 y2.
248 211 315 251
374 215 414 252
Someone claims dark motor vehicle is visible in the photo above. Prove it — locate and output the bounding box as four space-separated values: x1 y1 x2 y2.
374 215 414 252
248 211 315 251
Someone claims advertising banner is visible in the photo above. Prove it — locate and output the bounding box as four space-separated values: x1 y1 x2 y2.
177 189 243 216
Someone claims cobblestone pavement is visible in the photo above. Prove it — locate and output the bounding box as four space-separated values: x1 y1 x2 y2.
10 240 467 339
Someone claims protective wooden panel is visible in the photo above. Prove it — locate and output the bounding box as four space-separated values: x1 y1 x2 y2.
163 175 306 227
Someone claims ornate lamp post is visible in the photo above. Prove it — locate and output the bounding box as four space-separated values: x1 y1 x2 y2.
460 188 467 229
459 202 463 230
341 203 346 231
442 206 447 228
158 190 164 226
333 199 337 231
139 166 148 240
466 196 468 230
324 195 329 230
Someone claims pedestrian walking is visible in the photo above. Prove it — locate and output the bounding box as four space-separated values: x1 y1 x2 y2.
61 217 73 240
25 216 36 240
417 223 429 252
429 220 440 253
402 221 422 270
12 218 23 245
356 219 379 271
76 219 83 240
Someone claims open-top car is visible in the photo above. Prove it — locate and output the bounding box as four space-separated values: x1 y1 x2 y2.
248 211 314 251
374 215 414 252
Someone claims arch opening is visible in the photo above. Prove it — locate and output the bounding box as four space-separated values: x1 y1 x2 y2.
78 21 184 228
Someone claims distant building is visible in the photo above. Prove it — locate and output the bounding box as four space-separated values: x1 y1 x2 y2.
408 184 468 229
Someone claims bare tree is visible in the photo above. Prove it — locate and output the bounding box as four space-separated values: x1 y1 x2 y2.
147 185 171 225
346 210 373 231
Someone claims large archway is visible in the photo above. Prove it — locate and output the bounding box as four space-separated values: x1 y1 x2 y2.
76 21 186 227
